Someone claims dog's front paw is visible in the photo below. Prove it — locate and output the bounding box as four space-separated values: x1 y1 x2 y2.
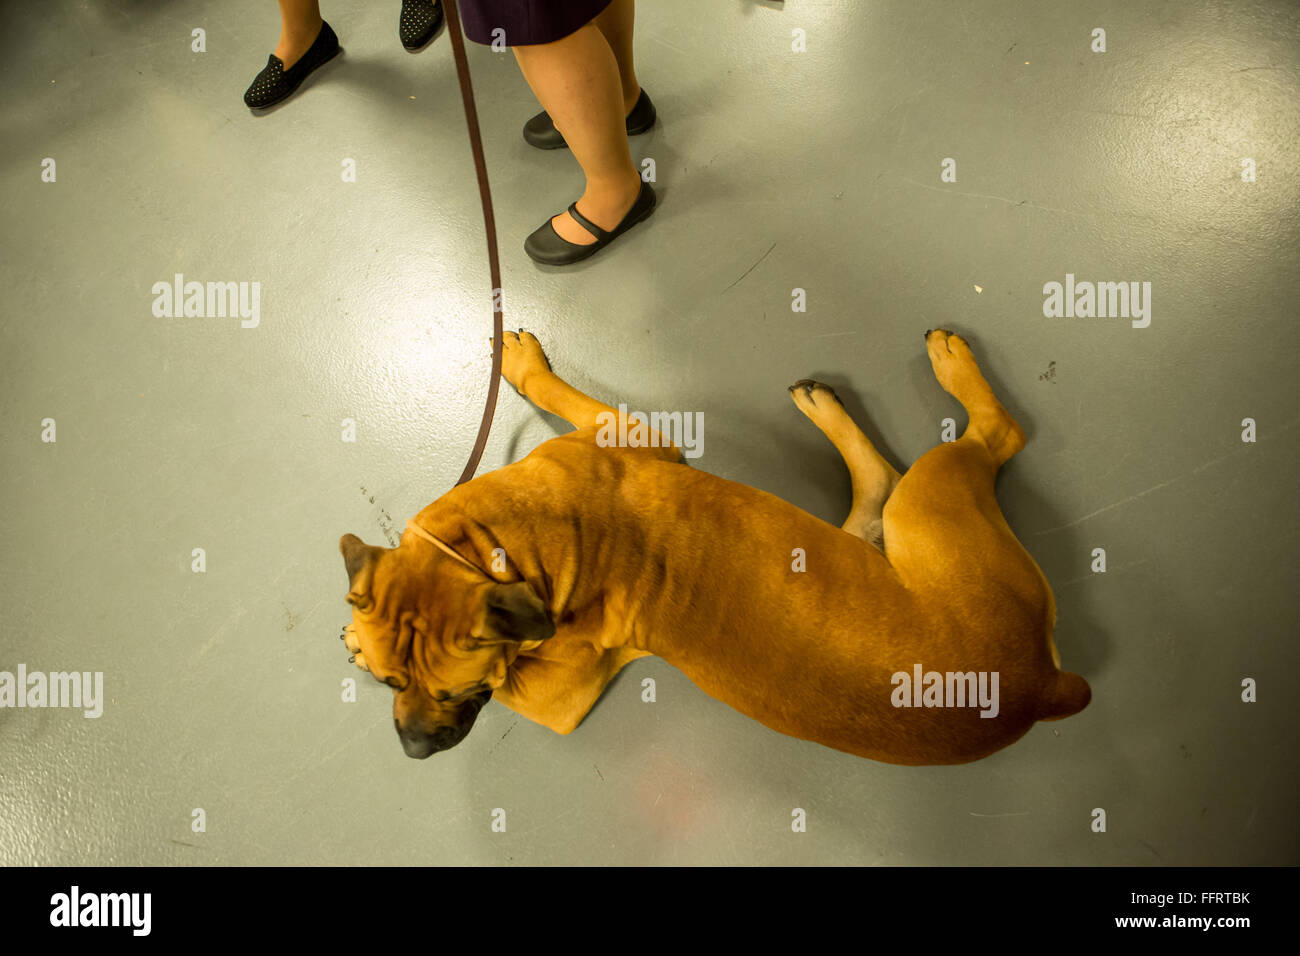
500 329 552 393
342 623 370 672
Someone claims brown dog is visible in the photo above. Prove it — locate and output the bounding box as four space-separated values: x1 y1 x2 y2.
339 329 1090 764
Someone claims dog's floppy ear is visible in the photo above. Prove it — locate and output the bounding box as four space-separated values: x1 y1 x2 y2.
340 534 384 611
474 582 555 646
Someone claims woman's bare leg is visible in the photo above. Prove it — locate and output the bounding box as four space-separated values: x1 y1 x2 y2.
274 0 324 69
513 22 642 245
592 0 641 114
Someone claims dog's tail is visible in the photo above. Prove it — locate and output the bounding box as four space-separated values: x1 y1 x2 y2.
1037 670 1092 721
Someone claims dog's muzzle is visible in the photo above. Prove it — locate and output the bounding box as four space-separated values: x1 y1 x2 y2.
396 689 493 759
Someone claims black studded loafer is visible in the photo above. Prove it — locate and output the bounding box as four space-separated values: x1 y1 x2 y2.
524 180 656 266
523 88 657 150
400 0 444 52
244 21 341 110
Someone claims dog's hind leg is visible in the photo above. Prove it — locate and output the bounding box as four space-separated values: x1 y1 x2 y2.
882 330 1041 605
500 330 680 461
923 328 1026 466
789 380 901 551
881 330 1088 720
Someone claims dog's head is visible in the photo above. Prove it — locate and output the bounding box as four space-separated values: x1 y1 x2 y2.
338 532 554 758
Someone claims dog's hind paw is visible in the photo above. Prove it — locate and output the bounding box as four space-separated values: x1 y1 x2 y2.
788 379 845 415
924 329 980 394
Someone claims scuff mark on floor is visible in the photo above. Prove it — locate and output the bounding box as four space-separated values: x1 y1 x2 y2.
1139 839 1164 861
721 241 777 294
1034 418 1300 536
486 718 520 757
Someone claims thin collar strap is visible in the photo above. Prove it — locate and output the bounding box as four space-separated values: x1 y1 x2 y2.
404 520 486 575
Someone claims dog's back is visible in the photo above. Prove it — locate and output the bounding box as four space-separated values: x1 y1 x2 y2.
533 436 1089 765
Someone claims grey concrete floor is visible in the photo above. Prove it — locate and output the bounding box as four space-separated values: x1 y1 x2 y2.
1 0 1298 866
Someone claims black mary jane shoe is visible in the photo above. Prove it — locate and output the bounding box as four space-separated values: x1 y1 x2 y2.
523 88 657 150
400 0 445 52
524 180 657 266
244 21 341 110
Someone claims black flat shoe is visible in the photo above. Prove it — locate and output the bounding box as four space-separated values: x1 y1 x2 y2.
523 88 657 150
524 180 656 266
244 21 341 110
400 0 444 52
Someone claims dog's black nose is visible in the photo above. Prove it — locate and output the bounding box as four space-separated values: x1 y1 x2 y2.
395 720 470 759
399 733 439 759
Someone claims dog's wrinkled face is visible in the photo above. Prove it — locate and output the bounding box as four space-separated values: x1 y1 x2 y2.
339 532 555 758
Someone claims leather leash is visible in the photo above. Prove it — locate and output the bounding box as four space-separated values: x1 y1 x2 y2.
442 0 503 487
404 519 488 574
400 3 503 578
